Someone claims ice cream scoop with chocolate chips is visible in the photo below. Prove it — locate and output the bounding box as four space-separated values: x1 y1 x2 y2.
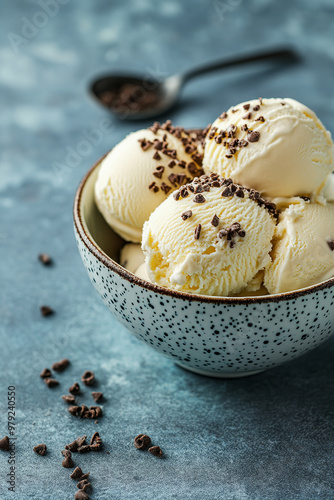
95 121 204 242
142 174 277 296
203 98 333 199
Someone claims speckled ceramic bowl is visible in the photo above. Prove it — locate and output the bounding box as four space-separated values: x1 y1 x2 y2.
73 157 334 378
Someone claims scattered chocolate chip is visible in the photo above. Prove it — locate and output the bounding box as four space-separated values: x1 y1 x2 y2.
173 191 180 201
40 368 51 379
69 406 81 416
219 229 228 238
211 214 219 227
241 124 248 131
61 450 74 468
242 113 252 120
0 436 9 451
81 473 90 480
38 253 52 265
52 358 70 372
62 395 76 405
74 490 89 500
300 196 310 202
90 432 102 450
167 160 176 168
153 141 163 150
255 116 265 122
71 467 84 480
194 224 202 240
69 383 80 395
44 378 59 388
153 166 164 179
230 241 236 248
65 440 79 453
281 102 285 105
253 105 260 111
225 155 232 159
149 446 163 457
91 392 103 403
327 240 334 251
238 230 246 237
239 139 248 147
179 186 189 198
193 194 206 203
259 97 263 104
40 306 54 317
81 371 95 386
222 187 232 197
149 182 159 193
181 210 192 220
243 104 250 111
138 139 153 151
247 130 260 143
219 112 227 119
134 434 151 450
153 151 161 160
227 124 237 138
77 479 91 492
33 444 47 456
236 188 244 198
160 183 171 195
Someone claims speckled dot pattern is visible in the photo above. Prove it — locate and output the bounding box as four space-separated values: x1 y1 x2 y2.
76 234 334 377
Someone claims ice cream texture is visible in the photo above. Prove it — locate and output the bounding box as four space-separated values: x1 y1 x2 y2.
203 98 334 199
142 174 277 296
95 122 203 242
264 199 334 293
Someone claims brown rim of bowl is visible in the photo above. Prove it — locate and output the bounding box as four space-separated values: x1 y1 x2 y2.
73 155 334 304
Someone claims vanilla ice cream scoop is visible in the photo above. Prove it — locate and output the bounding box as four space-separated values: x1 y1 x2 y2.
95 122 203 242
120 243 145 273
142 174 277 296
264 199 334 293
203 98 333 198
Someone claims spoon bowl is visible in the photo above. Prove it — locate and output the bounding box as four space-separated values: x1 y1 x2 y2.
90 48 298 120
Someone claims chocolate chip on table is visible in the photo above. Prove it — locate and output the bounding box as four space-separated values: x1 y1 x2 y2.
61 450 75 468
69 383 80 395
65 440 79 453
38 253 52 265
71 467 83 480
81 371 95 386
90 432 102 451
327 240 334 251
134 434 151 450
91 392 103 403
44 378 59 388
40 305 54 317
62 395 76 405
52 358 70 372
74 490 89 500
0 436 10 451
77 479 91 492
40 368 51 379
149 446 163 457
76 435 88 447
33 444 47 456
68 406 81 416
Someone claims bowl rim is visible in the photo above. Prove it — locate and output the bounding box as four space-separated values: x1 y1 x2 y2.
73 155 334 304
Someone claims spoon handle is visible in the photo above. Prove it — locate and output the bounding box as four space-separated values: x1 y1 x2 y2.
182 48 297 83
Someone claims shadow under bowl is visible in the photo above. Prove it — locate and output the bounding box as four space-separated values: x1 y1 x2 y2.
73 157 334 378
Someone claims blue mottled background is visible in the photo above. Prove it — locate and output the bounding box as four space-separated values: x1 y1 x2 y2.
1 1 334 499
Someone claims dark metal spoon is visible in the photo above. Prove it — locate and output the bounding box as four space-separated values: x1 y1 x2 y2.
90 47 297 121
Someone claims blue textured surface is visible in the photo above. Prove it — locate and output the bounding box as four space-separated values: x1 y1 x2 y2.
1 1 334 499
